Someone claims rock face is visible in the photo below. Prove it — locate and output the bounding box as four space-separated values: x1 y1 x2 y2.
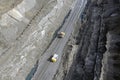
53 0 120 80
100 0 120 80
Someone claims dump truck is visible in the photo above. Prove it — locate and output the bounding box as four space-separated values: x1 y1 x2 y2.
58 32 65 38
51 54 58 62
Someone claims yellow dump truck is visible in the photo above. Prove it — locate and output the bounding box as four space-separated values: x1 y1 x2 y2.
58 32 65 38
51 54 58 62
